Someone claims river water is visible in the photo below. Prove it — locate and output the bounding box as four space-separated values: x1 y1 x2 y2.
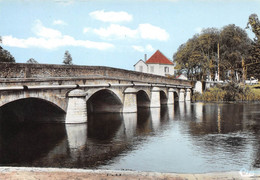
0 102 260 173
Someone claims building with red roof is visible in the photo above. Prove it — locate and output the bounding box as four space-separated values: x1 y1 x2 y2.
134 50 175 76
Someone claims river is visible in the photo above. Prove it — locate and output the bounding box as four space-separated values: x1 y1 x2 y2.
0 102 260 173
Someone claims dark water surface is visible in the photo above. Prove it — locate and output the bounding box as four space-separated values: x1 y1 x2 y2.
0 102 260 173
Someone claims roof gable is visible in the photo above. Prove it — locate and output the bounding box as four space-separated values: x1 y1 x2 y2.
145 50 173 65
134 59 147 67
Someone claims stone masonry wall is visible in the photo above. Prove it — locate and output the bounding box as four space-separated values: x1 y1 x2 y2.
0 63 193 87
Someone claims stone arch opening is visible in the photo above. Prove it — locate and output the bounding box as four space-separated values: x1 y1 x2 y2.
174 92 179 101
160 91 168 105
0 98 66 123
87 89 123 113
137 90 150 108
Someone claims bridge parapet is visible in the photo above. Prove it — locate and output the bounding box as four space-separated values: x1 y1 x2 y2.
0 63 194 124
0 63 192 87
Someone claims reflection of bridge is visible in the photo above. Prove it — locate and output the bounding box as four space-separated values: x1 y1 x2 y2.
0 63 193 123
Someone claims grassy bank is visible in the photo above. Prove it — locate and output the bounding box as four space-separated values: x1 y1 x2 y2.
193 83 260 102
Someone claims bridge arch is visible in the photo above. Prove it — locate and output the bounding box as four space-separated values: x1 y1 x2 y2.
87 88 123 113
137 90 150 107
0 92 67 112
0 97 66 123
173 90 179 101
160 90 168 105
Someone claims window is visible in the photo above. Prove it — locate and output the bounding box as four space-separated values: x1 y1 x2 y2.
150 66 154 73
164 67 169 73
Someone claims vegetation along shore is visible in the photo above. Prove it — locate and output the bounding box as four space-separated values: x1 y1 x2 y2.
193 82 260 102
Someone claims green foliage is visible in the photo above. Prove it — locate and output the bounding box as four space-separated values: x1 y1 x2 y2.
222 82 243 101
0 36 15 63
247 13 260 42
192 83 260 102
193 87 226 102
246 14 260 79
173 28 220 81
0 47 15 63
220 24 252 82
251 88 260 101
174 24 252 82
63 50 73 65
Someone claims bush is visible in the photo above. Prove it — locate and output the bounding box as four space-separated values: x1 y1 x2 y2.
223 82 243 101
193 82 260 102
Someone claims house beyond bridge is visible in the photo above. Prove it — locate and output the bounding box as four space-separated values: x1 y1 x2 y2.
134 50 175 76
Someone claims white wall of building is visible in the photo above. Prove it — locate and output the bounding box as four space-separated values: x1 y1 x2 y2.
147 64 175 76
134 60 148 73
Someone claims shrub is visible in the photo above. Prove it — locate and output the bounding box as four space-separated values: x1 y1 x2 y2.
193 82 260 102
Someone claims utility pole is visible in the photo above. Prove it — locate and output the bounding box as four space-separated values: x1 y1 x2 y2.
217 42 220 81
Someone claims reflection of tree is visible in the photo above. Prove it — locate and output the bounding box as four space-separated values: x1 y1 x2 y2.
186 103 248 156
184 103 260 169
242 104 260 168
188 103 245 136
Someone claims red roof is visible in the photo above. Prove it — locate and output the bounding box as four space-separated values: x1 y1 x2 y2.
145 50 173 65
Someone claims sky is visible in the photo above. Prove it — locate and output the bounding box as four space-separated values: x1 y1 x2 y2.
0 0 260 71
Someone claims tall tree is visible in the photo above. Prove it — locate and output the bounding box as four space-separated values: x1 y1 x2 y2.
173 28 220 81
197 28 220 80
0 36 15 63
63 50 73 65
174 25 251 82
247 14 260 42
246 14 260 79
219 24 252 82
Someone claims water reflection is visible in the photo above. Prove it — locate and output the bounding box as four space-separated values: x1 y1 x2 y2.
123 113 137 138
66 124 87 150
167 105 174 120
0 122 66 166
194 102 203 123
179 102 186 120
0 102 260 173
136 108 152 135
88 113 123 142
150 108 161 131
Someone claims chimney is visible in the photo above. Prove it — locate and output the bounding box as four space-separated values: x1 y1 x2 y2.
144 54 147 61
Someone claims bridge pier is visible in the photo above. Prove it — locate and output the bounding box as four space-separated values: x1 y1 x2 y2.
185 89 191 101
123 88 137 113
65 89 88 124
179 89 185 102
167 88 175 105
150 87 161 108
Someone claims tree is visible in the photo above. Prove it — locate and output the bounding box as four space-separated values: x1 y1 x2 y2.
246 14 260 79
27 58 38 64
173 28 220 81
219 24 252 82
0 36 15 63
247 14 260 42
174 25 252 82
63 50 73 65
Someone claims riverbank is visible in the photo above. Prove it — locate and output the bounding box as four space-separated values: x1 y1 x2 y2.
0 167 258 180
193 83 260 102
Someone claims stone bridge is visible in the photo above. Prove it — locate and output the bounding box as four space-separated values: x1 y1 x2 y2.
0 63 193 123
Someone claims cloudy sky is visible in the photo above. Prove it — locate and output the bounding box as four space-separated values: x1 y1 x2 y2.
0 0 260 70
